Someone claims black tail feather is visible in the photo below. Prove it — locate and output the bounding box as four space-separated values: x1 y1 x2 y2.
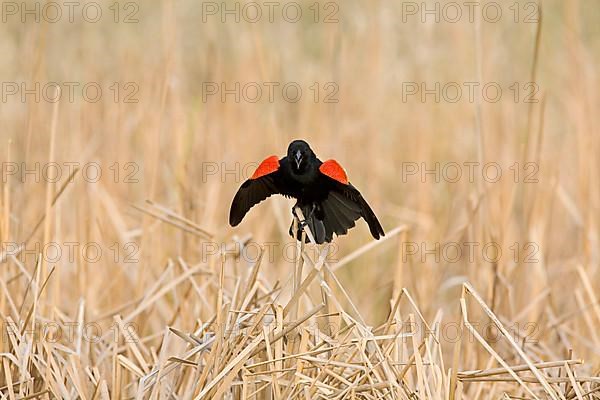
323 192 360 235
288 192 384 244
289 189 384 244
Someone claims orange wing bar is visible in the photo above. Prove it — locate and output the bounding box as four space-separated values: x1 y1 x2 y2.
250 155 280 179
319 159 349 185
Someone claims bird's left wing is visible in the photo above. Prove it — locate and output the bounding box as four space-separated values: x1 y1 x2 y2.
229 156 283 226
318 159 385 240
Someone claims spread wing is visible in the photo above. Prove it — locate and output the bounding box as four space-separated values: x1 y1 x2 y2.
318 159 385 240
229 156 283 226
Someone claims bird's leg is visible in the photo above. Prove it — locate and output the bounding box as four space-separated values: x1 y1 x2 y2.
292 204 316 229
292 206 306 228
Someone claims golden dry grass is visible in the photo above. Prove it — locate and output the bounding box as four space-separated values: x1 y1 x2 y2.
1 0 600 398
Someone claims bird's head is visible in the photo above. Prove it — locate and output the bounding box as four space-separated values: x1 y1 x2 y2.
287 140 315 173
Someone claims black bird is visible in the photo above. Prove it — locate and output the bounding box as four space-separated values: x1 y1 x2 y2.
229 140 385 244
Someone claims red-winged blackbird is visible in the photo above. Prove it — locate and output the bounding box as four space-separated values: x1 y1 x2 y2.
229 140 385 244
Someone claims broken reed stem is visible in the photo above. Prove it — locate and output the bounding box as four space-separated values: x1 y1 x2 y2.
290 215 304 321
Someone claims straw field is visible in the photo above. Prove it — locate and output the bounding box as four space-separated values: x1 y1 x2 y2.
0 0 599 398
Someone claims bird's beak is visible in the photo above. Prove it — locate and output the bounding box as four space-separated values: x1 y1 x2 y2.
294 150 303 168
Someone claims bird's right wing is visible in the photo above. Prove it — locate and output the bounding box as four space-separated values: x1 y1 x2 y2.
229 156 283 226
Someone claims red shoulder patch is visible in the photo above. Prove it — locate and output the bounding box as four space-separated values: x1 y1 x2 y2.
250 155 280 179
319 159 349 185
